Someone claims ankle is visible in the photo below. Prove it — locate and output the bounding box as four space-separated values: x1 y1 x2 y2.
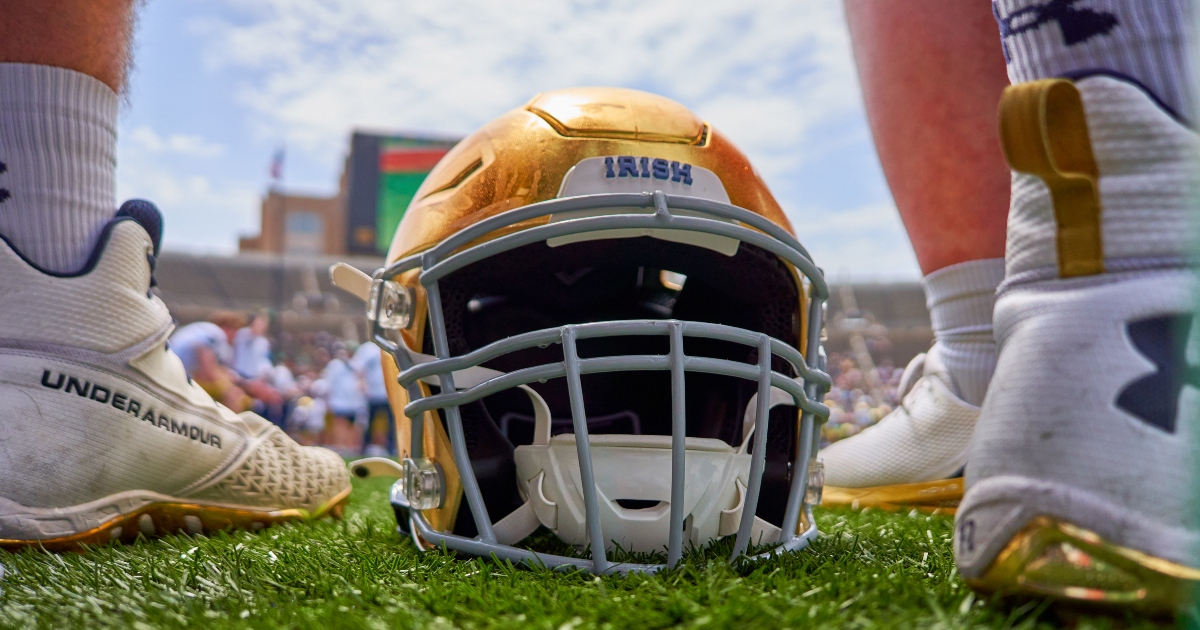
923 258 1004 406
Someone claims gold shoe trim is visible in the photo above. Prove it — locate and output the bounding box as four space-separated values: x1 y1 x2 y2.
821 477 962 514
967 515 1200 613
998 79 1104 278
0 486 352 552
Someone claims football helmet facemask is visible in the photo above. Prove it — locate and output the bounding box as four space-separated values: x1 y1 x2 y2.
340 87 830 574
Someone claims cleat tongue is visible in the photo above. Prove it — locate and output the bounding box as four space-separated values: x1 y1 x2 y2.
116 199 163 255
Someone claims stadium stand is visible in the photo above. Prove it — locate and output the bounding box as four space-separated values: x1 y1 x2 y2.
154 252 933 363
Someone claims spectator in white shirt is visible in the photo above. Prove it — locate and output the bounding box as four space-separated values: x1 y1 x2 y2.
169 311 248 411
233 313 273 379
351 341 395 456
232 312 285 426
322 345 366 452
289 376 328 447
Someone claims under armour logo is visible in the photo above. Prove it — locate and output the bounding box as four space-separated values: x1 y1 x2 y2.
959 519 976 553
0 161 8 203
1116 314 1200 433
994 0 1118 61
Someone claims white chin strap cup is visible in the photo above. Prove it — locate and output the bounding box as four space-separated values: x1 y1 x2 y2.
344 341 802 552
494 386 788 551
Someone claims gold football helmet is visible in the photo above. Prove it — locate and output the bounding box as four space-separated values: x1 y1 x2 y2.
341 87 830 573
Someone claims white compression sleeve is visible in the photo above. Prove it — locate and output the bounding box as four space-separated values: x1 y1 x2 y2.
0 63 117 273
994 0 1195 121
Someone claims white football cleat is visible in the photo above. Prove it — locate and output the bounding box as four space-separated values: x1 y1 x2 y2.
0 202 351 550
820 345 976 512
955 75 1200 613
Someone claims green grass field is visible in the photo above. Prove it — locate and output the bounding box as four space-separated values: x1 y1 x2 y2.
0 475 1180 629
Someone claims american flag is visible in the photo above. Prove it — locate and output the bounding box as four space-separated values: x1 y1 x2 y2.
269 148 285 181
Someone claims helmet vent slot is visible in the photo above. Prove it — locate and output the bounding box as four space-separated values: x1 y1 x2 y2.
615 499 663 511
423 157 484 198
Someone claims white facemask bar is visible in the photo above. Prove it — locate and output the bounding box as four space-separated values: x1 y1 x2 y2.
366 190 830 574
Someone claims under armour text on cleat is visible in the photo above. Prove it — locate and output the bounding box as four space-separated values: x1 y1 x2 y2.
820 346 978 512
0 209 351 550
955 76 1200 613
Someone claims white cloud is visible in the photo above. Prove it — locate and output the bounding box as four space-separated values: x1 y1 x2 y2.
117 126 258 254
138 0 916 278
199 0 862 169
128 125 226 157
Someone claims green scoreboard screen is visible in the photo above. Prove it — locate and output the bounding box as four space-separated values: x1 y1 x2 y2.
345 132 459 256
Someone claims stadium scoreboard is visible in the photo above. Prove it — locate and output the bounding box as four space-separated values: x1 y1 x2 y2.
344 132 460 256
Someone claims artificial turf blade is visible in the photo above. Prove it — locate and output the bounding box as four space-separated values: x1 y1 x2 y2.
0 475 1175 629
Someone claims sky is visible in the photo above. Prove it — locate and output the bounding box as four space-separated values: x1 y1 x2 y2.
116 0 921 281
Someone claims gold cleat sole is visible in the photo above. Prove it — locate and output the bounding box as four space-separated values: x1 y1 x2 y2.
967 515 1200 614
0 487 352 552
821 477 962 514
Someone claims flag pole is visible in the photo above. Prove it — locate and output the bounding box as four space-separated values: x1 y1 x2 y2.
270 146 286 348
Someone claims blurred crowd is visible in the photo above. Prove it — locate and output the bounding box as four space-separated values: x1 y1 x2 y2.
169 312 395 457
170 311 907 454
820 352 904 447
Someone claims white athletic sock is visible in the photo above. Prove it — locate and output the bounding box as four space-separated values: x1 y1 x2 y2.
993 0 1195 121
922 258 1005 407
0 63 117 273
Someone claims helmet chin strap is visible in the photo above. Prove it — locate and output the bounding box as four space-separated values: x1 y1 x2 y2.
398 345 505 389
738 384 801 453
398 349 555 544
492 385 553 544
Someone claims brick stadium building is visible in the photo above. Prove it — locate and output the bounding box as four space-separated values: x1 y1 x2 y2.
239 131 459 258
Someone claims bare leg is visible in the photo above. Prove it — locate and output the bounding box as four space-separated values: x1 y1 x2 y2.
0 0 136 92
845 0 1010 275
821 1 1012 496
